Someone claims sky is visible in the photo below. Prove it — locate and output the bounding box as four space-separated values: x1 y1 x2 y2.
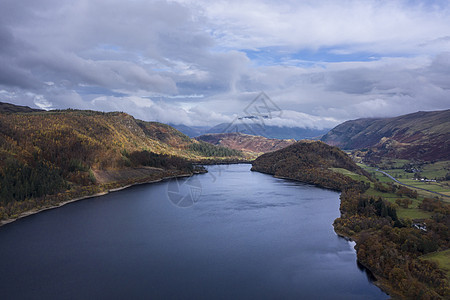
1 0 450 129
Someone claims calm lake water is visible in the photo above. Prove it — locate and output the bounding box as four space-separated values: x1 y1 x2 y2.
0 164 387 299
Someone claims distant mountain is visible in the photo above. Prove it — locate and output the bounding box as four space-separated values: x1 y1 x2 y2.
321 110 450 161
169 124 209 137
0 101 43 113
206 120 329 140
196 132 295 154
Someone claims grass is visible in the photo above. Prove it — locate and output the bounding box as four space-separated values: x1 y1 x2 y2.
364 186 432 219
364 188 397 199
337 164 437 219
401 179 450 195
333 163 447 219
335 167 428 218
329 167 370 182
396 207 432 220
355 158 450 280
420 249 450 281
358 161 450 202
421 161 450 179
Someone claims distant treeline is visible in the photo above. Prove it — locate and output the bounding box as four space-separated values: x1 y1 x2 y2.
188 141 243 157
124 150 193 172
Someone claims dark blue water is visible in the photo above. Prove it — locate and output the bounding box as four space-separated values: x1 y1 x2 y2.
0 164 387 299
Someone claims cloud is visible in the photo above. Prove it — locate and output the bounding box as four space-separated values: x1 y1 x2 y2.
89 95 233 126
263 110 340 129
0 0 449 130
187 0 450 54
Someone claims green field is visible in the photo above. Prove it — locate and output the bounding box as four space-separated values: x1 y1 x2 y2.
401 179 450 195
329 168 370 182
420 249 450 281
333 165 435 219
357 161 450 201
396 207 432 219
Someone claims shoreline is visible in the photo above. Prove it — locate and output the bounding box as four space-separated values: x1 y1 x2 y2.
334 227 396 298
0 172 194 228
253 168 393 298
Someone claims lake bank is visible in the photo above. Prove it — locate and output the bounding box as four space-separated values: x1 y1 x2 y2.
0 170 200 228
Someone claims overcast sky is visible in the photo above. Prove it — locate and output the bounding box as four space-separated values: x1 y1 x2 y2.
1 0 450 128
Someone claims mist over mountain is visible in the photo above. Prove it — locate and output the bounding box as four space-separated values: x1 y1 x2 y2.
206 118 329 140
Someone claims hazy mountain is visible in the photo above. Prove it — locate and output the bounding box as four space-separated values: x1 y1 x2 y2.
206 119 329 140
169 124 210 137
321 109 450 161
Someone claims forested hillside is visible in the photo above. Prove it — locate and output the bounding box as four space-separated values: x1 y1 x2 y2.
252 141 449 299
0 103 244 222
252 141 369 190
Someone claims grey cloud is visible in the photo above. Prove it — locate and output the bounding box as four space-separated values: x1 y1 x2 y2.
325 68 376 94
0 0 218 103
0 57 40 89
0 0 449 129
428 52 450 89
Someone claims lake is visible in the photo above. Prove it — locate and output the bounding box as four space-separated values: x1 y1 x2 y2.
0 164 387 299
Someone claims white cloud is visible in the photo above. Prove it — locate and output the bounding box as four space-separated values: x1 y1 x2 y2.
264 110 340 129
184 0 450 54
0 0 449 130
89 95 233 126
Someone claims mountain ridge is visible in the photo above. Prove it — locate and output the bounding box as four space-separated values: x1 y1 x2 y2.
321 109 450 161
0 101 44 113
207 121 329 140
196 132 295 154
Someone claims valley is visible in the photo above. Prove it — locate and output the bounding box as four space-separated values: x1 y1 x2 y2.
2 2 450 299
0 102 449 299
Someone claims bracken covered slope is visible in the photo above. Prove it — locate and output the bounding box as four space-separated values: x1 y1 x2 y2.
196 132 295 154
321 109 450 161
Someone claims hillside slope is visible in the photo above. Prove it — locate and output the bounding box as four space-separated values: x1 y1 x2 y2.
0 101 43 113
196 132 295 154
321 110 450 161
0 103 244 221
251 141 449 299
251 141 370 191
